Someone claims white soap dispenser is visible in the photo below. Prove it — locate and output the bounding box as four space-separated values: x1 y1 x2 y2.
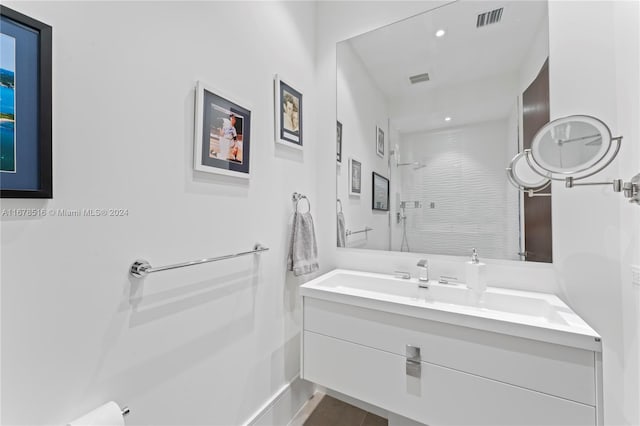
466 248 487 295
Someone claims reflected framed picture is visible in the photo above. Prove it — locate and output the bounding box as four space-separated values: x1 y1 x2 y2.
349 157 362 197
372 172 389 211
0 6 52 198
376 125 384 158
336 120 342 163
194 81 252 179
274 74 303 149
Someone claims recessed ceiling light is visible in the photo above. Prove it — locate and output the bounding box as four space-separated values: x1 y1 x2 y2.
445 116 452 121
435 29 446 37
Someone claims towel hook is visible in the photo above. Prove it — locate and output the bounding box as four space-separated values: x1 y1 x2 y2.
292 192 311 213
336 198 343 213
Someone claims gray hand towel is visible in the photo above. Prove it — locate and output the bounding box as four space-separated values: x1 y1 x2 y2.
337 212 346 248
287 211 319 276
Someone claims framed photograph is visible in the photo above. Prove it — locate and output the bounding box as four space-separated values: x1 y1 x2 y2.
376 126 385 158
0 6 52 198
372 172 389 211
348 158 362 197
274 74 303 149
336 120 342 163
194 81 252 179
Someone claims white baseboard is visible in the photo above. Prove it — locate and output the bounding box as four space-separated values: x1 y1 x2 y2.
243 376 315 426
387 412 425 426
287 392 325 426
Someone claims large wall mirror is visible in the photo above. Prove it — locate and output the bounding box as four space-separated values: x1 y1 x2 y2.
336 0 552 263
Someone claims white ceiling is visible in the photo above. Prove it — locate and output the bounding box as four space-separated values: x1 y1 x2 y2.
344 0 548 134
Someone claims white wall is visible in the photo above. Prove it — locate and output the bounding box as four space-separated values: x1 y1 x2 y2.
0 2 317 425
548 2 639 424
317 1 640 425
396 120 520 261
336 41 390 250
519 14 550 94
614 1 640 423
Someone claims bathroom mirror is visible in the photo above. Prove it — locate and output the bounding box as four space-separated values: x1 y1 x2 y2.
336 0 552 262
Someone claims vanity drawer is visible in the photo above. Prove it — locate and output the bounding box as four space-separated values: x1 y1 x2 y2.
304 331 596 426
303 297 596 405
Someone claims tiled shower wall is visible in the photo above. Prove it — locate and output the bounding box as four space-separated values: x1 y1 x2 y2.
394 119 520 260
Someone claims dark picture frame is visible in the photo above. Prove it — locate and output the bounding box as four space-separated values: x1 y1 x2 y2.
336 120 342 163
0 6 52 198
372 172 389 211
194 81 252 179
349 158 362 196
376 126 385 158
275 74 303 149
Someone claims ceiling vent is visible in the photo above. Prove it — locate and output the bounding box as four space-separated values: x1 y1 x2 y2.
409 73 430 84
476 7 503 27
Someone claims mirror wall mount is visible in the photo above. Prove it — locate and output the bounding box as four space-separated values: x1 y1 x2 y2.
515 115 640 205
506 170 551 198
564 173 639 205
624 174 640 204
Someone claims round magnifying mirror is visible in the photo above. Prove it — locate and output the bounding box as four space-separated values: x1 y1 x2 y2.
508 151 549 189
530 115 612 175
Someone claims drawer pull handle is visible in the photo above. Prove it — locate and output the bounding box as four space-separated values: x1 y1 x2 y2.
406 359 421 378
406 345 421 378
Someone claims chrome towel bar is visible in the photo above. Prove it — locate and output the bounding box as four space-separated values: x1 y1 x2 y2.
129 243 269 278
346 227 372 237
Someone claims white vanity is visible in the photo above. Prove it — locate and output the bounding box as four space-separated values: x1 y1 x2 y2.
300 270 602 426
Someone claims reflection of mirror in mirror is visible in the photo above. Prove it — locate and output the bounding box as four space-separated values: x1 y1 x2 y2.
336 0 551 262
531 116 611 175
510 152 549 189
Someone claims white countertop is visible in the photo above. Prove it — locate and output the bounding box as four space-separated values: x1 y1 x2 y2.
301 269 601 352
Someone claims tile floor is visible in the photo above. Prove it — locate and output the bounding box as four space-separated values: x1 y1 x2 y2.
303 395 387 426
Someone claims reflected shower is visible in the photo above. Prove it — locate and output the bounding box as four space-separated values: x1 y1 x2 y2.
397 161 426 170
390 149 426 170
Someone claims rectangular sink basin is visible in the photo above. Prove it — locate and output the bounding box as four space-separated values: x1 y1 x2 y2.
300 269 601 351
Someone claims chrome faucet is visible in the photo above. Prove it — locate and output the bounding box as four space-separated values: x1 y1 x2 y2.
394 271 411 279
417 259 429 288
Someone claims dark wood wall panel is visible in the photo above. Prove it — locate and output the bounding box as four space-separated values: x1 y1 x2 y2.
522 58 552 263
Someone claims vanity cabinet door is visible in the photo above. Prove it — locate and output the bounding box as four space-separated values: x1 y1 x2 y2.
304 298 596 405
304 331 596 426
